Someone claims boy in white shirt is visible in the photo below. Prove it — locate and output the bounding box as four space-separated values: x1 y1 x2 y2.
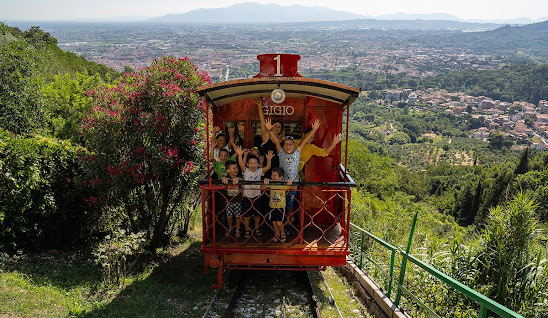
234 145 274 239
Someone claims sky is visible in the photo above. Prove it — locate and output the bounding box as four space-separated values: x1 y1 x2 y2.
1 0 547 21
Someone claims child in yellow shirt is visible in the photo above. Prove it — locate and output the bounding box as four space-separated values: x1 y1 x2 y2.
264 167 293 243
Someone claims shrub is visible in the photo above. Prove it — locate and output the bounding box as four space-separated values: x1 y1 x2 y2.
81 56 210 251
0 129 94 252
93 229 146 287
475 192 546 313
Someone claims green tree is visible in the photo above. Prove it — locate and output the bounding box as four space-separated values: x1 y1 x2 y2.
346 140 398 197
40 72 104 141
0 27 45 133
22 26 57 46
0 130 91 252
488 132 505 150
514 148 530 175
387 131 411 145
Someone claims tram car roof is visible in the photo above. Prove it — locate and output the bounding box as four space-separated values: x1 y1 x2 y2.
197 76 360 108
197 54 360 108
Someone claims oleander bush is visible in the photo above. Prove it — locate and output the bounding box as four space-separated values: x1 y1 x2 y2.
80 56 210 251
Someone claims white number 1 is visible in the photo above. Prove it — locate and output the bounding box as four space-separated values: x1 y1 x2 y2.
274 55 282 76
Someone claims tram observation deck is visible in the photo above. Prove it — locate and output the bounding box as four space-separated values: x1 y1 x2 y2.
200 164 354 254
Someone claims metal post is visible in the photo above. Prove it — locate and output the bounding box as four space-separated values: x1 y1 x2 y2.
387 249 396 298
201 188 207 246
479 305 488 318
206 101 212 186
394 211 419 306
346 189 351 243
344 103 349 176
300 187 305 245
340 189 346 243
359 232 365 269
212 189 217 250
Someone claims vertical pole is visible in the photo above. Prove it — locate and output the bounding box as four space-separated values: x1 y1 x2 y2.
201 188 207 246
479 305 487 318
206 101 212 186
346 189 351 243
359 232 365 269
394 211 419 306
340 189 346 244
300 187 305 245
344 103 349 176
387 249 396 298
212 189 217 250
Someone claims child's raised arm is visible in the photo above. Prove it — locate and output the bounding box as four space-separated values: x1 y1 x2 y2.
227 127 236 151
256 98 270 144
265 118 281 153
234 145 246 173
299 119 320 153
262 150 274 173
209 126 221 164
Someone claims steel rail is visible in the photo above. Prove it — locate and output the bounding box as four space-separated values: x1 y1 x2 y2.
198 179 356 188
319 271 343 318
202 270 231 318
304 272 322 318
223 271 248 318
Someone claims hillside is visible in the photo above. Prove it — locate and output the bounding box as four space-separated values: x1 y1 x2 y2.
0 22 117 135
435 64 548 104
415 21 548 58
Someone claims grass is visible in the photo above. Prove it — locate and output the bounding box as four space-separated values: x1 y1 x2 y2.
0 229 372 317
0 251 104 317
320 268 373 318
0 231 219 317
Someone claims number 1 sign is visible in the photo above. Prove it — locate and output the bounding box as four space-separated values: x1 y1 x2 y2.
253 54 303 78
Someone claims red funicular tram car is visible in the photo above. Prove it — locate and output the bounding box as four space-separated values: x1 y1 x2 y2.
197 54 360 288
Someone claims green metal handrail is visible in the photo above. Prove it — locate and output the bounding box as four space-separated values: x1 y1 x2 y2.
402 252 523 318
350 223 398 297
349 212 524 318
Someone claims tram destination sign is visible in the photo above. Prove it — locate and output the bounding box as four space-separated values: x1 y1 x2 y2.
262 105 295 116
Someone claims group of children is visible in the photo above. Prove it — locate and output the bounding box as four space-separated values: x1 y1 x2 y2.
209 98 342 243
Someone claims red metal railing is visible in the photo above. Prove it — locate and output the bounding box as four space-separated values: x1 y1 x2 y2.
200 168 355 252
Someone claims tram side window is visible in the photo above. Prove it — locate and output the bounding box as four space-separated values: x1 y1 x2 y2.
224 121 245 148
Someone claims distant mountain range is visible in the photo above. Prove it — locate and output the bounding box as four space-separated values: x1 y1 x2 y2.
149 3 546 25
149 2 365 23
374 12 548 25
5 2 547 26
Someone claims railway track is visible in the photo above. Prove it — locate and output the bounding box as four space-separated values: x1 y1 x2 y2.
202 270 342 318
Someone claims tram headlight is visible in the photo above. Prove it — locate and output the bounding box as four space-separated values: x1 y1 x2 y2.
271 88 286 104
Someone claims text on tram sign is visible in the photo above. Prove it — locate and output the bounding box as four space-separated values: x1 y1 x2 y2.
262 105 295 116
